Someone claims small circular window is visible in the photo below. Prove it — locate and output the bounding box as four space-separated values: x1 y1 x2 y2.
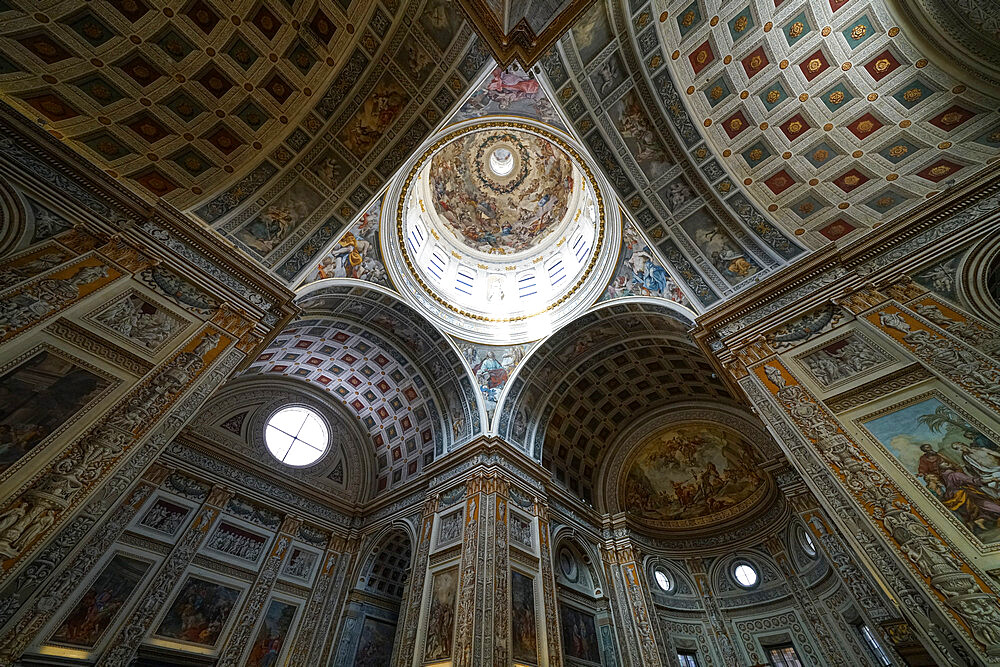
265 406 328 466
798 527 818 559
732 562 759 589
653 567 674 593
558 548 578 582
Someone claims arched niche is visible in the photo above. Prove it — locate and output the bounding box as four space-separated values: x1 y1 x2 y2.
336 524 415 666
495 299 739 504
550 529 613 665
241 281 486 495
599 403 781 536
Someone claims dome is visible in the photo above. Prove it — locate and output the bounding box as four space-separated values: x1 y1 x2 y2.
382 119 620 344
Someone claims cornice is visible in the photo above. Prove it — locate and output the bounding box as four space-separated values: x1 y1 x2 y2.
0 101 298 332
693 163 1000 352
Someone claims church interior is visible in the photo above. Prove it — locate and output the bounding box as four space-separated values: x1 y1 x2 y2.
0 0 998 664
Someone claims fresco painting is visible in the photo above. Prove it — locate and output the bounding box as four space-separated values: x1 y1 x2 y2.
623 423 765 525
353 616 397 666
610 89 673 182
305 196 388 286
424 567 457 661
337 74 409 158
50 554 150 648
430 129 573 255
463 342 528 417
603 222 686 304
418 0 463 52
393 38 435 86
309 148 352 191
454 66 562 129
0 245 73 290
572 2 614 63
155 576 241 646
863 396 1000 542
235 180 324 257
246 599 297 667
560 604 601 663
511 570 537 664
679 209 760 285
0 350 110 475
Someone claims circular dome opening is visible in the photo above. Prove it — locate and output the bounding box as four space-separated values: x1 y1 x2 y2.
265 406 328 466
653 567 674 593
489 147 514 177
732 562 759 588
386 120 619 344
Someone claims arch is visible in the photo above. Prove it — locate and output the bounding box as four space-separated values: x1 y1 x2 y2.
598 402 780 533
960 234 1000 327
191 374 375 505
336 525 415 666
707 549 786 600
0 180 26 258
243 281 486 495
550 529 612 665
496 298 743 504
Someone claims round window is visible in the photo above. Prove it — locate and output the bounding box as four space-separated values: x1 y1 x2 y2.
798 527 818 558
265 406 328 466
732 562 759 588
558 548 578 582
653 567 674 593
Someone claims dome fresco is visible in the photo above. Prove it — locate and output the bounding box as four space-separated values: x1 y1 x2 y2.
428 129 575 256
382 119 621 344
622 422 767 530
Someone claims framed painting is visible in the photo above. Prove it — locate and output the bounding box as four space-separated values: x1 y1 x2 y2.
202 520 271 567
86 289 188 353
353 616 397 666
0 347 115 477
861 392 1000 544
511 571 537 664
131 495 195 542
48 552 152 650
153 575 242 648
793 329 894 391
245 598 298 667
424 566 458 661
560 603 601 663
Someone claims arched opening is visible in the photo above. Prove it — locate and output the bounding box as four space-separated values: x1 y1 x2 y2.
337 528 413 665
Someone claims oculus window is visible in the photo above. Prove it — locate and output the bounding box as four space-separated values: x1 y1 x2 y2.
653 567 674 593
732 561 759 588
265 406 328 466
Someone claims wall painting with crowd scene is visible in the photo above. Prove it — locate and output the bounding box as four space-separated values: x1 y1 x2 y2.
862 394 1000 544
49 553 151 650
622 422 767 530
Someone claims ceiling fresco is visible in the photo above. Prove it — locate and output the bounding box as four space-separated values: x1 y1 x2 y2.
192 0 486 280
455 0 599 67
0 0 373 207
621 421 767 530
654 0 1000 247
428 127 576 255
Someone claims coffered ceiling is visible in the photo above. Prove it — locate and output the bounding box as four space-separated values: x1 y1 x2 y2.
0 0 372 207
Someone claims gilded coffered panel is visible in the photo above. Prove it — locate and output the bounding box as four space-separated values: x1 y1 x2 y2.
0 0 373 207
655 0 1000 247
